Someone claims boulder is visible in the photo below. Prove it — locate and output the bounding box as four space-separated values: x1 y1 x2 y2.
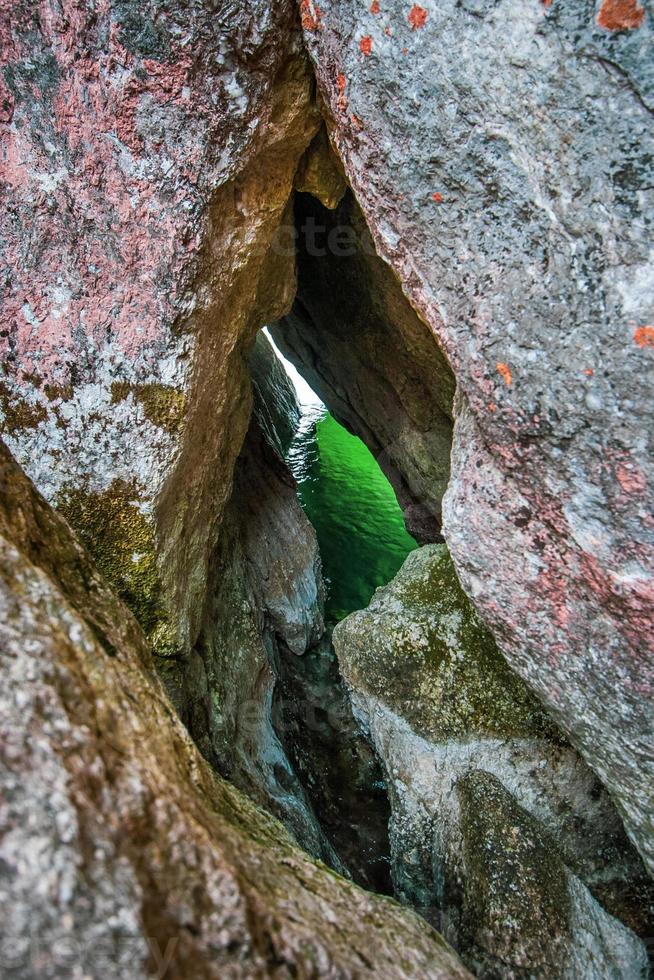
1 0 320 659
302 0 654 873
333 545 652 974
0 438 473 980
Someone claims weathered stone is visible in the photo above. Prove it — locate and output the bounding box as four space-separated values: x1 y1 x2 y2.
1 0 320 659
294 126 348 209
457 771 649 979
250 330 301 457
163 338 333 864
271 190 454 543
302 0 654 873
334 545 652 974
0 438 474 980
273 636 394 894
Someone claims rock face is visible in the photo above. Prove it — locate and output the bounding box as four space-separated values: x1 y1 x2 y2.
302 0 654 874
333 545 652 976
164 332 336 866
271 190 455 542
0 438 474 980
273 637 394 894
1 0 320 659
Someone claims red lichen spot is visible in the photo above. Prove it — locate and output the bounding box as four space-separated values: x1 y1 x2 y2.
432 191 444 203
584 368 594 376
496 362 513 386
541 0 552 6
488 401 497 412
359 35 373 55
336 74 348 112
634 325 654 348
300 0 323 32
597 0 645 31
402 46 409 54
408 4 428 29
351 113 364 129
370 0 381 13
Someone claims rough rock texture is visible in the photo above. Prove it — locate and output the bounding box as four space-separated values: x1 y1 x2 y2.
334 545 652 975
294 125 348 209
250 331 301 457
273 637 394 894
0 438 474 980
162 334 335 864
271 190 455 542
302 0 654 874
457 772 649 980
1 0 320 658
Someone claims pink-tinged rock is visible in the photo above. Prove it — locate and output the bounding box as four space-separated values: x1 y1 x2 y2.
302 0 654 873
1 0 319 654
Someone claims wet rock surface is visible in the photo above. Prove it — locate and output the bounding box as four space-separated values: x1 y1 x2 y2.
334 545 652 975
162 334 336 865
273 637 393 894
303 0 654 873
0 438 474 980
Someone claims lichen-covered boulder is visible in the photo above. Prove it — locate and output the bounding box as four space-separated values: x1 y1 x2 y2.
0 438 474 980
457 771 649 979
334 545 651 974
302 0 654 873
0 0 320 659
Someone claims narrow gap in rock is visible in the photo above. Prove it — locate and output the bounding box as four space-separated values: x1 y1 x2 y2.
263 328 419 894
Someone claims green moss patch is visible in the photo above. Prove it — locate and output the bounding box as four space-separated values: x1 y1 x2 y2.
111 382 186 433
334 544 560 743
57 479 177 656
0 382 47 432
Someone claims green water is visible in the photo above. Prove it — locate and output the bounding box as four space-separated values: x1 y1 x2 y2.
287 406 417 626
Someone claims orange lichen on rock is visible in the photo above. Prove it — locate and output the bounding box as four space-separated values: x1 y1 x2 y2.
359 35 373 55
300 0 323 31
597 0 645 31
432 192 444 203
408 5 428 29
370 0 381 13
496 362 513 386
634 325 654 348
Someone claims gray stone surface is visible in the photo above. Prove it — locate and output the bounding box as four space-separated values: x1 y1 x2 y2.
302 0 654 873
162 336 333 864
334 545 652 974
1 0 320 658
0 437 473 980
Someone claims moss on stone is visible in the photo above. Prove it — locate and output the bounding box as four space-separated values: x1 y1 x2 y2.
458 770 570 975
57 480 177 656
334 544 560 743
111 382 186 433
0 382 48 432
43 383 74 402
